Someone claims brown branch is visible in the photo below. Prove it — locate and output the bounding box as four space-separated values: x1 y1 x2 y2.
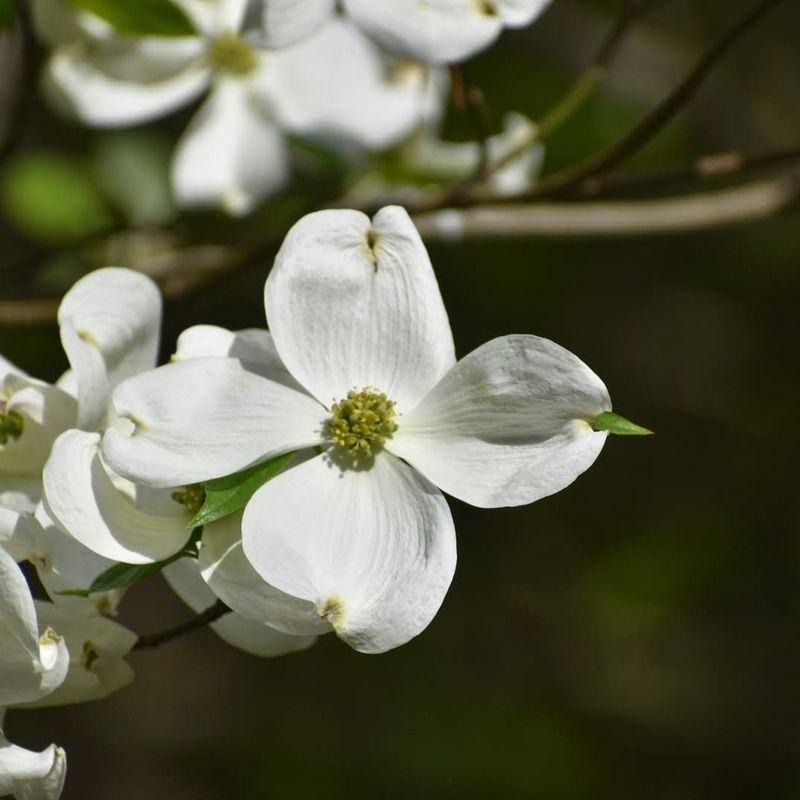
411 175 800 240
524 0 787 200
133 599 230 650
577 145 800 198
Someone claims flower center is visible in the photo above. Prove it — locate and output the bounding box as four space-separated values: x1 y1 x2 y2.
172 484 206 515
0 409 23 445
208 33 258 76
328 387 398 459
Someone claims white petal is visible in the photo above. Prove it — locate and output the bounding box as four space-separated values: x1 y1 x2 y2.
173 0 249 34
25 602 135 707
261 18 444 150
344 0 502 64
0 479 41 515
388 335 611 508
0 375 77 477
46 38 209 127
163 556 316 657
173 325 301 388
0 731 66 800
0 546 40 659
43 430 190 565
33 504 124 618
59 268 162 431
58 322 108 433
103 358 326 488
0 549 69 707
267 205 455 411
242 451 456 654
198 511 328 636
171 79 289 216
0 507 41 564
497 0 551 26
261 0 334 47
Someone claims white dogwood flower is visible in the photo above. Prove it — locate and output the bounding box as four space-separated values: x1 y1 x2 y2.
43 268 190 565
0 712 66 800
0 547 69 707
0 357 76 524
40 0 444 215
21 603 136 708
261 0 553 64
103 206 612 653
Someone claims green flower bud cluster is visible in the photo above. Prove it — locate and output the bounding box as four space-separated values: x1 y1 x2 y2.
208 33 258 76
329 388 399 458
0 409 23 445
171 484 207 516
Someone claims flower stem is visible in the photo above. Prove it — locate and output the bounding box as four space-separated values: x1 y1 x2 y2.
133 600 230 650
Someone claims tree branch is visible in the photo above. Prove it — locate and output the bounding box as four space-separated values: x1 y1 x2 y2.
133 600 230 650
411 175 800 240
524 0 787 200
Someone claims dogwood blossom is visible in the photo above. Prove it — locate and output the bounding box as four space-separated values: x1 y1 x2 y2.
0 713 66 800
261 0 553 64
103 205 612 653
0 357 76 546
43 268 190 565
39 0 445 214
0 547 69 799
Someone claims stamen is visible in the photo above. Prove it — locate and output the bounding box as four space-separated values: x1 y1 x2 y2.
172 484 206 515
0 409 23 445
328 387 398 460
207 33 258 76
82 640 99 670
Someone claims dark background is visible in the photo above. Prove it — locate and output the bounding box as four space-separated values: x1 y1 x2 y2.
2 1 799 797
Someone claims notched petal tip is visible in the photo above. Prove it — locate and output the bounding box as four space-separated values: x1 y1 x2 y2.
318 595 347 629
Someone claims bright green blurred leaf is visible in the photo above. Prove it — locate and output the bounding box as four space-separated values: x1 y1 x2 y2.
66 0 195 36
191 453 296 527
0 0 18 28
93 130 176 226
1 151 114 241
593 411 652 436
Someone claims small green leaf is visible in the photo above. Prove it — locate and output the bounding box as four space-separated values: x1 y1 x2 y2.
0 0 19 28
1 151 114 242
593 411 653 436
191 452 296 527
66 0 195 37
58 528 203 596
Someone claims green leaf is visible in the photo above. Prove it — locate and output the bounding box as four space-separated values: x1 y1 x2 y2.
1 151 114 242
593 411 653 436
59 528 202 596
0 0 18 28
191 452 296 527
66 0 195 36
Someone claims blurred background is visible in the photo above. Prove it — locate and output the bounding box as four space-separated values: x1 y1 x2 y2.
2 0 800 797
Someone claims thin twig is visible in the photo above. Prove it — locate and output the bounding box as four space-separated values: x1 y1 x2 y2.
524 0 787 200
449 64 493 179
485 0 658 179
577 145 800 197
133 600 230 650
411 174 800 240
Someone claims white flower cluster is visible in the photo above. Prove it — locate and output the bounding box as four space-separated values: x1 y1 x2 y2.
1 204 615 797
31 0 553 216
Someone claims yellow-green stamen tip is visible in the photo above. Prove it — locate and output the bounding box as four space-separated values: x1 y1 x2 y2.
172 484 206 515
0 409 23 445
208 33 258 76
328 387 398 459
